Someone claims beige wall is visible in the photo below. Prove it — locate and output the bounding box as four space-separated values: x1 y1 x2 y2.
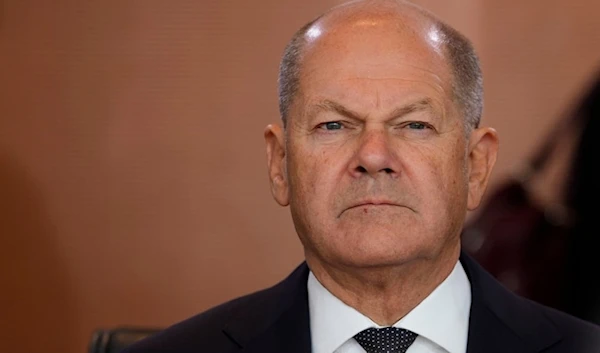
1 1 599 352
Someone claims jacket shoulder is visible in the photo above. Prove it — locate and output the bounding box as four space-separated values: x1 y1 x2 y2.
120 290 264 353
121 263 309 353
534 301 600 352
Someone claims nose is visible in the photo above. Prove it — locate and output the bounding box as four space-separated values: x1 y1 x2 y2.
349 129 399 178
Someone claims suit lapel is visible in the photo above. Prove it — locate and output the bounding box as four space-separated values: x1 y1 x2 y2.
222 254 564 353
461 253 561 353
237 297 311 353
222 263 312 353
466 292 532 353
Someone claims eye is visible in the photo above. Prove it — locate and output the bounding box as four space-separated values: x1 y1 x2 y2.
406 122 428 130
319 121 344 130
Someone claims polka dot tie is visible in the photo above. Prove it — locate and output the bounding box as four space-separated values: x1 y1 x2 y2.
354 327 418 353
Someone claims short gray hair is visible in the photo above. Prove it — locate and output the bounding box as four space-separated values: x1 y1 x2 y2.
277 18 321 127
277 15 483 131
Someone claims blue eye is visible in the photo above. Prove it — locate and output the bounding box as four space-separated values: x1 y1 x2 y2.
322 122 343 130
407 122 427 130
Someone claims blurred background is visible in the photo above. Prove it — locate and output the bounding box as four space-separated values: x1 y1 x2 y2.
1 0 599 352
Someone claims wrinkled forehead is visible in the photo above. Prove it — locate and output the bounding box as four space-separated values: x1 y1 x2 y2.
300 3 452 91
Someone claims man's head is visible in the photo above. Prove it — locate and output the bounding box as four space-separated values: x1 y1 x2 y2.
279 0 484 133
265 0 498 272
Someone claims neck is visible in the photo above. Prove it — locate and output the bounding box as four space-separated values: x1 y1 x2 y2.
307 244 460 325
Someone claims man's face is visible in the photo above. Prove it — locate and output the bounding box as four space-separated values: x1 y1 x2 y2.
267 14 493 270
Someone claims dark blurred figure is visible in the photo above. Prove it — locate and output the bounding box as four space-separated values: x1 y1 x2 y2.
563 70 600 323
463 68 600 324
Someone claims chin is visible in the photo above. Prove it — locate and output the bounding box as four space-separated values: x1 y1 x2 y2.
331 251 422 270
328 231 431 269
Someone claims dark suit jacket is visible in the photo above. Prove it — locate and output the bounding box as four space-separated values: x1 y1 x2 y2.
123 253 600 352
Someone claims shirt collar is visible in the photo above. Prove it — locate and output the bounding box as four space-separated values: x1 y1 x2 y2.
308 260 471 353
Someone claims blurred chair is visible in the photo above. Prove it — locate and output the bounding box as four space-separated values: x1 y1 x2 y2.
88 326 162 353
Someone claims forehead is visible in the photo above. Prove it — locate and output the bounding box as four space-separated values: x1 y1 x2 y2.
298 10 452 104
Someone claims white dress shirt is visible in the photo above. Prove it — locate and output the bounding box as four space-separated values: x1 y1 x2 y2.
308 261 471 353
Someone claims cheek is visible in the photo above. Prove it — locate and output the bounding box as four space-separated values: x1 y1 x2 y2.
435 149 470 231
286 146 347 247
287 146 340 210
413 144 469 213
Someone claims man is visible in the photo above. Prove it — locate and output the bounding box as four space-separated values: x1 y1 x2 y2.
123 0 600 352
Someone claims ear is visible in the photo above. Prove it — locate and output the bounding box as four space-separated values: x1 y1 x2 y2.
264 124 290 206
466 127 499 211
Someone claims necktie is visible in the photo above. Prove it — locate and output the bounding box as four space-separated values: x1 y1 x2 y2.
354 327 418 353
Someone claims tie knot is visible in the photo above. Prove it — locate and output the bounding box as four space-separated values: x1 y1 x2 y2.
354 327 418 353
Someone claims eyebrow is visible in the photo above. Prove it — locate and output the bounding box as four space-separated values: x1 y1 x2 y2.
307 98 435 121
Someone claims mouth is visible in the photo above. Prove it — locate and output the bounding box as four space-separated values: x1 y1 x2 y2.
339 200 412 217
